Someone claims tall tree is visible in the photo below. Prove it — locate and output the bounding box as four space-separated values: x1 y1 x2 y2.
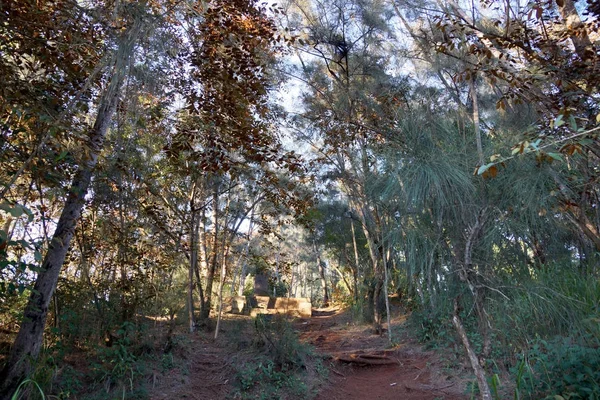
286 0 400 332
0 2 149 395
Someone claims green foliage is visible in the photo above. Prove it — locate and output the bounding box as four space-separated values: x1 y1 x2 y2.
0 202 41 302
490 265 600 360
160 352 175 372
270 280 289 297
254 315 311 369
231 315 324 399
52 365 83 399
10 379 46 400
234 358 309 400
413 309 453 345
91 322 145 397
513 337 600 399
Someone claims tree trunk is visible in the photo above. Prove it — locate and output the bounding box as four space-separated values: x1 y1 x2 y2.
331 258 352 298
188 197 198 333
381 240 392 344
0 33 132 396
557 0 593 60
214 242 230 339
237 215 254 296
452 298 492 400
470 76 484 166
372 277 383 334
350 218 360 302
200 184 220 321
314 240 329 306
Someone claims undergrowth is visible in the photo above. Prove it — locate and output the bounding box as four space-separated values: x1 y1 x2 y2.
229 314 326 400
6 319 183 400
408 265 600 399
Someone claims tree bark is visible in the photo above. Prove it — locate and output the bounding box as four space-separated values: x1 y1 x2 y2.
557 0 593 60
314 239 329 306
237 213 254 296
350 218 360 302
200 182 220 322
381 239 392 344
214 238 230 339
470 76 484 166
452 298 492 400
0 33 132 396
188 188 198 333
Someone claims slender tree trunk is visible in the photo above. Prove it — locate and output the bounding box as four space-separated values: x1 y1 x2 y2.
452 298 492 400
188 192 198 333
470 76 484 166
0 27 135 395
214 235 231 339
196 206 208 312
557 0 593 60
331 258 352 298
201 183 220 321
313 239 329 306
350 218 360 302
237 213 254 296
381 239 392 344
454 208 493 397
274 243 280 296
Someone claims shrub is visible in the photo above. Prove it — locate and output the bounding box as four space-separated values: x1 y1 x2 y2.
513 336 600 399
232 315 323 399
254 314 311 370
91 322 146 397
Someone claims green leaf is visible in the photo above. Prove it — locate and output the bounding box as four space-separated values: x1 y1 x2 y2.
0 203 33 220
55 151 68 162
0 203 23 217
16 239 32 249
477 163 494 175
568 115 577 130
547 152 563 161
555 114 564 128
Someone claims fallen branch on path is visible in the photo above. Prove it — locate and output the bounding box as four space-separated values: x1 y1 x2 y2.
336 353 399 366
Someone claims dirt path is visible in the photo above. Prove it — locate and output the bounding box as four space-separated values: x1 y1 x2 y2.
298 308 467 400
149 308 467 399
150 334 234 400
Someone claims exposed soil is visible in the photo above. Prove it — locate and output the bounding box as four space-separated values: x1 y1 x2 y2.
297 307 467 400
150 328 236 400
150 307 468 400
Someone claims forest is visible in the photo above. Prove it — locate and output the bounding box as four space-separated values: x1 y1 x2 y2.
0 0 599 399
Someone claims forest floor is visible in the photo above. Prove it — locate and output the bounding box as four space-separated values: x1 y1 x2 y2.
297 307 468 400
150 304 470 400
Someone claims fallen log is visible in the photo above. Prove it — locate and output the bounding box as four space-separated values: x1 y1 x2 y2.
336 353 399 366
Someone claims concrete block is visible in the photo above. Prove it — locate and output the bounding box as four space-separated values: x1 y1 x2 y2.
231 296 246 314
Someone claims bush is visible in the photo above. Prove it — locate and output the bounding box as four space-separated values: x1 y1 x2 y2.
234 358 308 400
91 322 146 397
513 336 600 399
254 314 311 369
231 315 324 399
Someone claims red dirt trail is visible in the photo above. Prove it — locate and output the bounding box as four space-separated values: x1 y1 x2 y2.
151 308 467 399
299 308 466 400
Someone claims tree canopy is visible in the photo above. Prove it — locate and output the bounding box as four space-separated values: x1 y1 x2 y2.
0 0 599 398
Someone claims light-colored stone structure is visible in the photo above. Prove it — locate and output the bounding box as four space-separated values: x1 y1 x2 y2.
231 296 247 314
231 295 312 319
